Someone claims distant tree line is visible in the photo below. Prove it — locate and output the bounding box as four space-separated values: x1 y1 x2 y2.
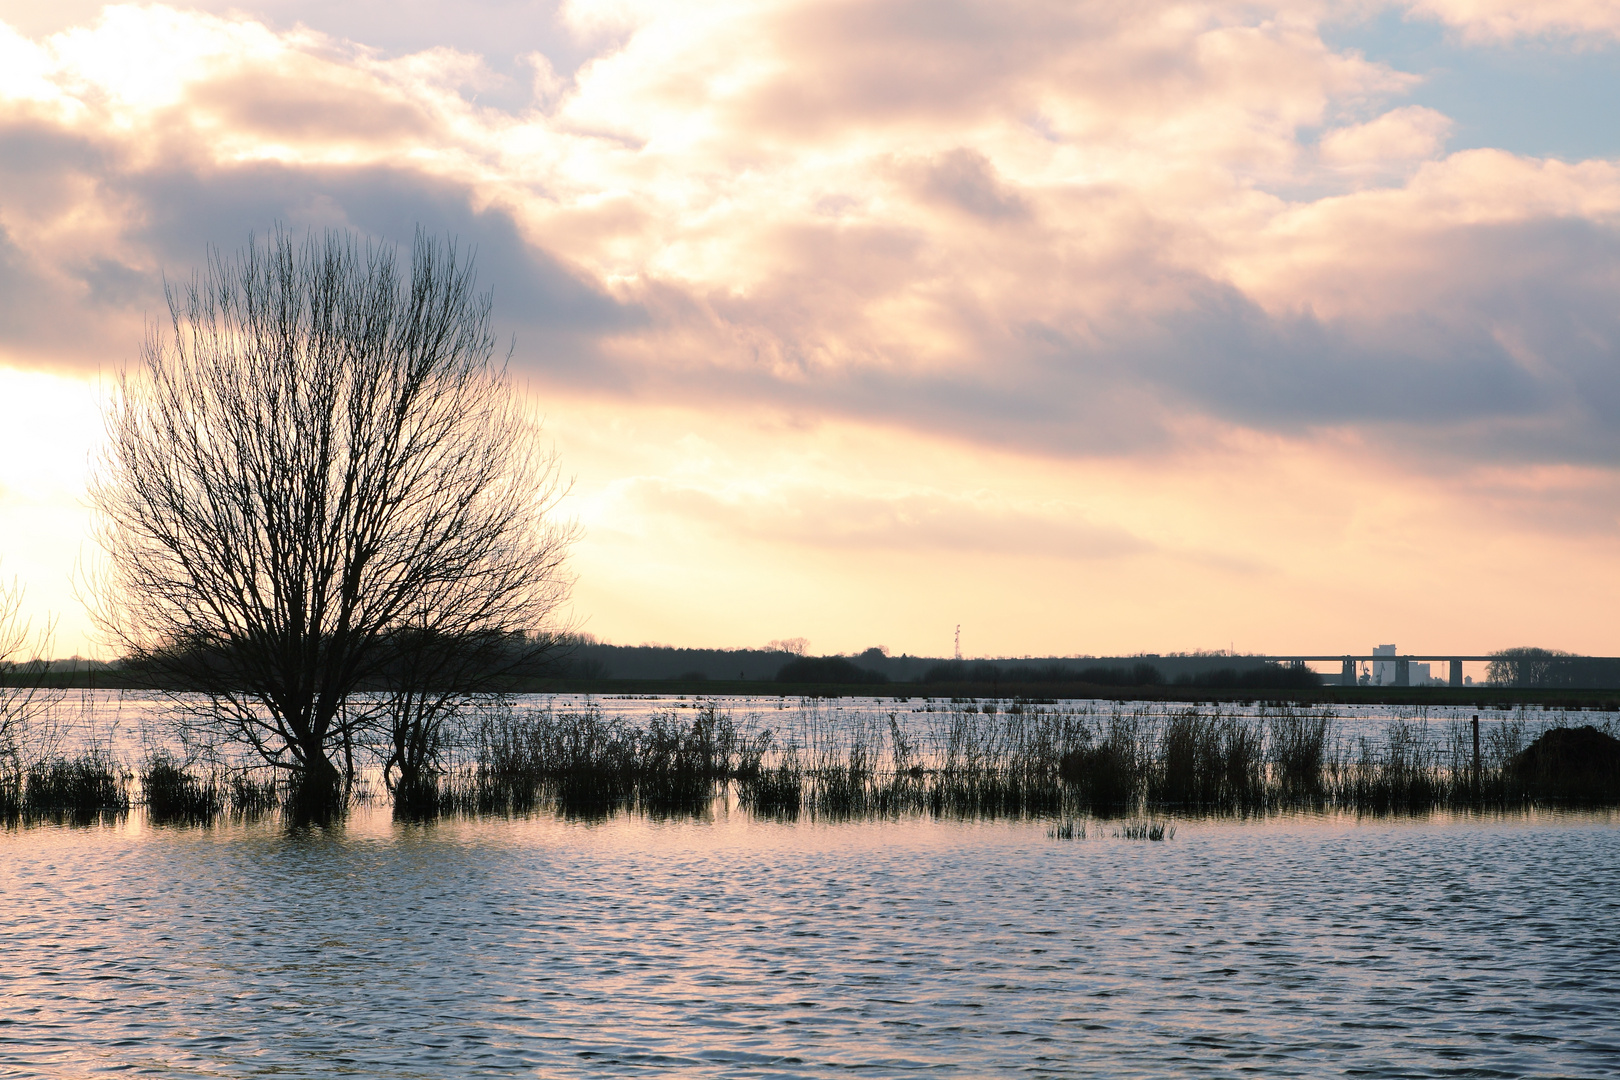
911 659 1320 690
1487 648 1620 689
525 643 1335 687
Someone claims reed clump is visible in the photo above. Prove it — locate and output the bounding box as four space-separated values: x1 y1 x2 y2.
1334 720 1447 812
141 755 222 821
1058 712 1142 811
1270 711 1331 798
1149 709 1263 808
738 752 804 819
22 754 129 817
927 704 1071 818
226 771 281 815
0 767 20 823
1116 819 1174 841
457 703 771 818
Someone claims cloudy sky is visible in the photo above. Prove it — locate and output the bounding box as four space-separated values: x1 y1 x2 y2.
1 0 1618 661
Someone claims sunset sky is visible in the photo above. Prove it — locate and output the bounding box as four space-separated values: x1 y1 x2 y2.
2 0 1619 661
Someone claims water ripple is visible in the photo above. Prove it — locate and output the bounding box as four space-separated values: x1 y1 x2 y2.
1 812 1617 1077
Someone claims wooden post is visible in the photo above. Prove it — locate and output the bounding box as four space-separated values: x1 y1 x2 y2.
1472 714 1481 798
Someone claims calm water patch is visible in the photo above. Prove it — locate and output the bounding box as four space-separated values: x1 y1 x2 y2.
3 807 1617 1077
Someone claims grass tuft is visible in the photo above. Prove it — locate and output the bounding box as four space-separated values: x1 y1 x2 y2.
1116 819 1174 841
22 754 129 817
141 755 221 821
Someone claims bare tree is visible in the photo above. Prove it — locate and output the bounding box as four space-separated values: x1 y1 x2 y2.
89 228 575 812
1487 647 1573 688
0 570 61 779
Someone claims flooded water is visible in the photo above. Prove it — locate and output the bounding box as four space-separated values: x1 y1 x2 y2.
4 805 1618 1078
27 689 1610 774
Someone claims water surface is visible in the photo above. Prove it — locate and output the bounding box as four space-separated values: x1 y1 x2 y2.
3 807 1617 1077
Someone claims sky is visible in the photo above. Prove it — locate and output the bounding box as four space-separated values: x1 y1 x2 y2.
1 0 1618 662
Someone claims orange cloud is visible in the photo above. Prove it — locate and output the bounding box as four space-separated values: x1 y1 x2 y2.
3 1 1620 655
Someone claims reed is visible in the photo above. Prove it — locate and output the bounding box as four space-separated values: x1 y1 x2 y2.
1058 711 1143 810
0 767 19 822
1270 710 1331 797
22 754 129 816
1150 709 1263 808
1331 719 1458 812
141 755 221 821
1116 819 1174 841
226 771 281 815
737 751 804 819
439 702 775 818
379 700 1620 823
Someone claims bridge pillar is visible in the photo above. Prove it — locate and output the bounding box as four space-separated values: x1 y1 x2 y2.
1341 657 1356 687
1449 659 1463 688
1396 658 1410 687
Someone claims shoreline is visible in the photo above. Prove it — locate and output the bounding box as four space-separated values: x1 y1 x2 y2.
30 670 1620 709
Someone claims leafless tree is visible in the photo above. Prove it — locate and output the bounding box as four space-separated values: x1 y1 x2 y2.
0 570 61 778
88 228 575 812
1487 647 1573 687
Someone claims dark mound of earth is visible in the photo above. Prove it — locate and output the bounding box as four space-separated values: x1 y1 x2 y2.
1510 725 1620 800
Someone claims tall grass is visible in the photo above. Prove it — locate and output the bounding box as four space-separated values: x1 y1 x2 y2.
1149 709 1263 808
21 753 129 818
442 703 771 818
226 771 281 815
1116 819 1175 841
141 755 222 821
0 767 19 822
1271 711 1331 797
434 701 1618 821
10 695 1611 827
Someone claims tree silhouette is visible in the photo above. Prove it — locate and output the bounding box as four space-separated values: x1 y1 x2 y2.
89 228 575 812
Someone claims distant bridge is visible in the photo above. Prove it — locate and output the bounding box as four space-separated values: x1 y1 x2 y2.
1254 654 1531 688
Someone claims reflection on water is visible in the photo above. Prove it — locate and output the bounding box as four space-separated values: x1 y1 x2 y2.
3 806 1617 1078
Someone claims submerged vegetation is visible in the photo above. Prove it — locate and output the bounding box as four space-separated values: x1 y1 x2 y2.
0 753 131 823
5 696 1618 828
141 755 221 821
392 699 1620 824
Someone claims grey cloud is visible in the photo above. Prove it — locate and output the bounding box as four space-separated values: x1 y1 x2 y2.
124 162 641 343
1134 218 1620 466
0 123 110 206
75 258 157 309
0 113 642 370
917 149 1029 219
578 209 1620 470
0 225 47 339
1134 285 1547 429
